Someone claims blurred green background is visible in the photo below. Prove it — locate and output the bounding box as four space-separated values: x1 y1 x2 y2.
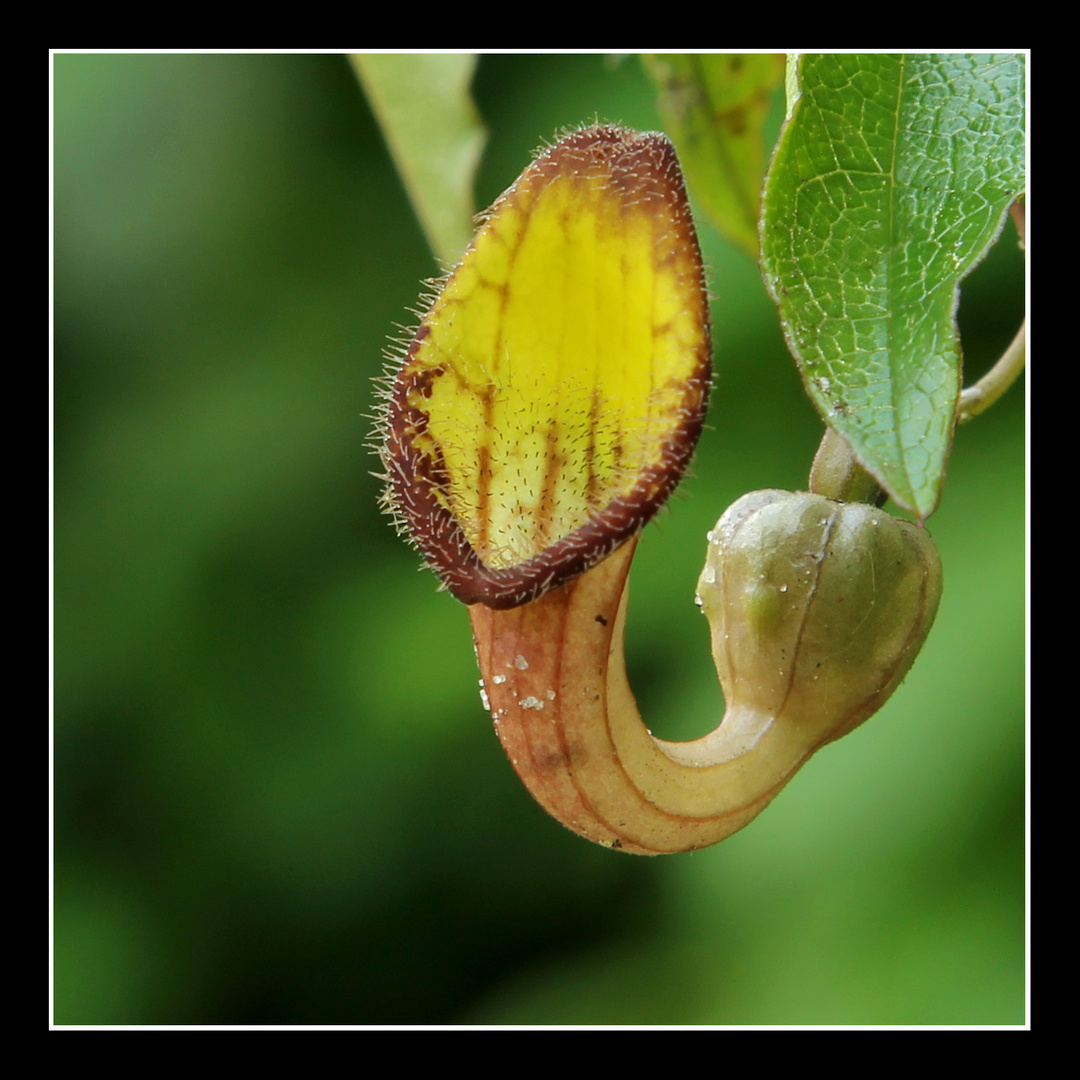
53 53 1026 1026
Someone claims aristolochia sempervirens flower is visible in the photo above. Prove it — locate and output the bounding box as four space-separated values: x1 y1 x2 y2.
375 124 941 855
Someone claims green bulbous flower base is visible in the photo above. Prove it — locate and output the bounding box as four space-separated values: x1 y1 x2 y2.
698 490 943 750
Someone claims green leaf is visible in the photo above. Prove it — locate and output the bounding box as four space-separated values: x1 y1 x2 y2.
351 54 487 267
643 53 784 258
760 54 1025 519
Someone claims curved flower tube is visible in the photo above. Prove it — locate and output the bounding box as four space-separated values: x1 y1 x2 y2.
470 491 942 854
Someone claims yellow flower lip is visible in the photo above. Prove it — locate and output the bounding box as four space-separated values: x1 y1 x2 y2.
379 124 711 609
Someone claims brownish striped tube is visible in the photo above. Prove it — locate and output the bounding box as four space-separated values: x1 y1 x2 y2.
470 491 942 854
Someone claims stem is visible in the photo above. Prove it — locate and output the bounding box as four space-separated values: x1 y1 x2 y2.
957 321 1026 424
958 198 1026 424
809 426 886 505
